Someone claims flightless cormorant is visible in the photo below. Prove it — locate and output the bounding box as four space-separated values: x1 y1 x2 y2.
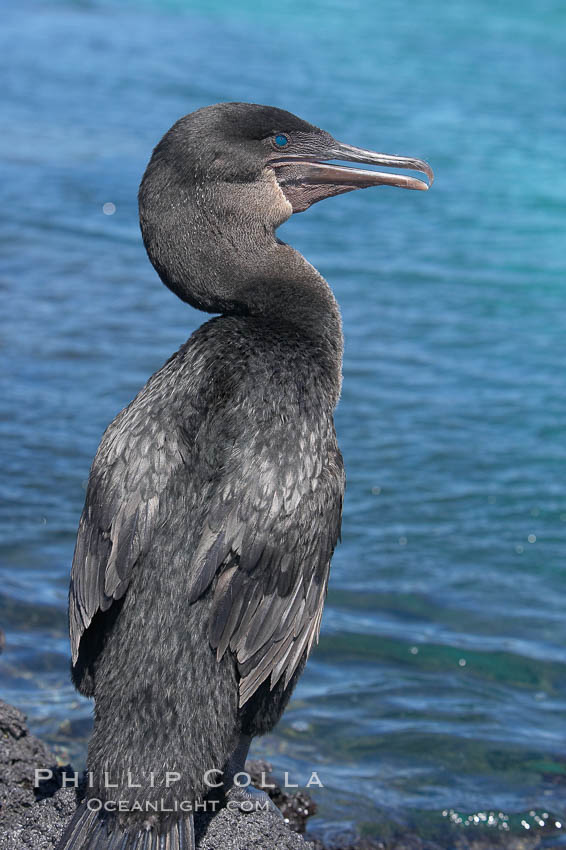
57 102 432 850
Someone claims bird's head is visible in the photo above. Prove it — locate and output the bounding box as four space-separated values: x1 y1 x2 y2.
138 102 432 313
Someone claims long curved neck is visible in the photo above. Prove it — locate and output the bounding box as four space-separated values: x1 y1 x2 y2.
140 178 344 395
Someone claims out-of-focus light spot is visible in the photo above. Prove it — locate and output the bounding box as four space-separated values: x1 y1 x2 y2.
103 202 116 215
527 533 536 543
410 646 419 655
515 544 524 553
458 658 466 667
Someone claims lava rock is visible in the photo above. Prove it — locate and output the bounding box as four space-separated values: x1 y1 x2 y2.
246 758 318 833
0 699 315 849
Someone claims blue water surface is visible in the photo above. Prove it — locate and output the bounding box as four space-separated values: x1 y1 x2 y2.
1 0 565 843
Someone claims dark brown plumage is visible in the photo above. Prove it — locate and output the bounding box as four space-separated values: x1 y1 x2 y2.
57 102 432 850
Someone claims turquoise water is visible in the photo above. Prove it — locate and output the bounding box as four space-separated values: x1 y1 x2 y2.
1 0 565 842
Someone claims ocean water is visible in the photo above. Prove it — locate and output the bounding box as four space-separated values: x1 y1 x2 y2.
1 0 565 843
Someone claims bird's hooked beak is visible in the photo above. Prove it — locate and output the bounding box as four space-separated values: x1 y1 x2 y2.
271 140 434 213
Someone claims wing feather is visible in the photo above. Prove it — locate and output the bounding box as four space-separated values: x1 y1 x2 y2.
69 334 344 709
202 429 344 707
69 397 187 666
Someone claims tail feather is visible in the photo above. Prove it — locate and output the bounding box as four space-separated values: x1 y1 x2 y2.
55 802 195 850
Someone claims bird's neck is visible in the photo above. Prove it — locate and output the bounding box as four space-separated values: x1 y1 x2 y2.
141 197 344 393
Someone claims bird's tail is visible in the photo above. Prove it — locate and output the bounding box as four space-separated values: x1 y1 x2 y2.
55 801 195 850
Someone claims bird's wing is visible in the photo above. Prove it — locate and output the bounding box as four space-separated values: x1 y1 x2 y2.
186 424 344 707
69 396 188 666
70 351 343 707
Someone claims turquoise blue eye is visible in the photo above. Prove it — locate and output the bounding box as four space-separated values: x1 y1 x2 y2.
274 134 289 147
